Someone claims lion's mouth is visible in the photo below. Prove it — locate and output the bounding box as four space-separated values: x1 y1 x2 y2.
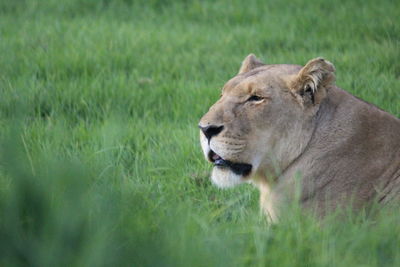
208 150 252 176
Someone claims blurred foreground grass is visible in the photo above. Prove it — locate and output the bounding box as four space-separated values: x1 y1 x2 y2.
0 0 399 266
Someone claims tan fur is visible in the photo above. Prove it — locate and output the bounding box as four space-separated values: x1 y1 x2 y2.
199 54 400 222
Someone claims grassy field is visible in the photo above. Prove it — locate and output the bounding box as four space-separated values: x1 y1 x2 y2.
0 0 399 266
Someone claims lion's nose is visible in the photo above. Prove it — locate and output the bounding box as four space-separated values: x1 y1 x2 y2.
199 125 224 140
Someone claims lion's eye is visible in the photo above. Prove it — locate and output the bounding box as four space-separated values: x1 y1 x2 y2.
247 95 263 102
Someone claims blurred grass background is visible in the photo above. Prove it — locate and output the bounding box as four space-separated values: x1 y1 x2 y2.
0 0 399 266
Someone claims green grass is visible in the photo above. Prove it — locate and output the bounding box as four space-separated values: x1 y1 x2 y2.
0 0 399 266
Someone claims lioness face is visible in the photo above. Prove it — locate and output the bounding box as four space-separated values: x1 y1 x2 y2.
199 55 334 188
199 60 302 188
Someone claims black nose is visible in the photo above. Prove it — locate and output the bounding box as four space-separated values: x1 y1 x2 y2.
199 125 224 140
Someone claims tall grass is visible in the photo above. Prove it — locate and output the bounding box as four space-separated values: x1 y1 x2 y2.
0 0 399 266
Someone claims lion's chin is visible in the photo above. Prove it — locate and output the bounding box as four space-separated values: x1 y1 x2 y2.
211 166 245 188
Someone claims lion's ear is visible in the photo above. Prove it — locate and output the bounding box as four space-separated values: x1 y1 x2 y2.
290 57 335 106
238 54 265 74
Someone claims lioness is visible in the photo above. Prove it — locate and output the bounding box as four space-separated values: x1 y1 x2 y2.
199 54 400 221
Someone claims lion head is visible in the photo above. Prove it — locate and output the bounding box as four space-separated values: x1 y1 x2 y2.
199 54 335 188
